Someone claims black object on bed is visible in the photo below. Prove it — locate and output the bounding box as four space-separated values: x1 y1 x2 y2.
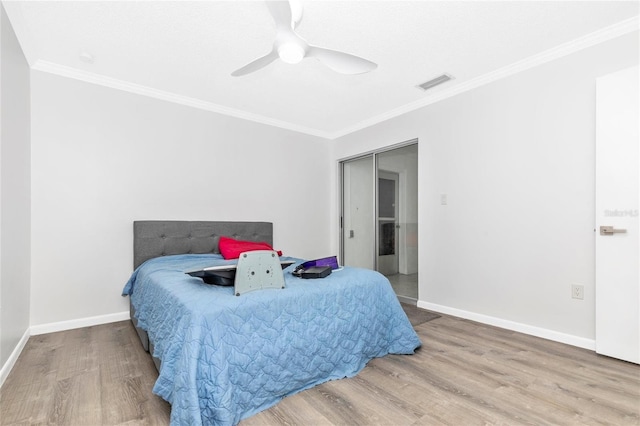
298 265 332 278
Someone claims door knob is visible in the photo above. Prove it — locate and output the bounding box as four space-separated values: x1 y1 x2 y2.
600 226 627 235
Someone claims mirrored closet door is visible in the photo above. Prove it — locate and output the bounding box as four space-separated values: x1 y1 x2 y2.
340 142 418 303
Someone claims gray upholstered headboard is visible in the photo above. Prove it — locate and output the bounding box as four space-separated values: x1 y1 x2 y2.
133 221 273 269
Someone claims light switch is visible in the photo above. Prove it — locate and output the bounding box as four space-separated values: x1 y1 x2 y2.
440 194 448 205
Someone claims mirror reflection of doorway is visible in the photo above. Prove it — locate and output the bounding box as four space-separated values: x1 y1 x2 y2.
340 142 418 303
377 171 399 276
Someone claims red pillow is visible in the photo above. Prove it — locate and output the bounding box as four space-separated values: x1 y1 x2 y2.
218 236 282 260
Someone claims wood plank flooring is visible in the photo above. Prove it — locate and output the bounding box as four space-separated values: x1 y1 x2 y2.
0 321 170 425
1 307 638 425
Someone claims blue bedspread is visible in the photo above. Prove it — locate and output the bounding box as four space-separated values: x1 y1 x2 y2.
123 254 421 425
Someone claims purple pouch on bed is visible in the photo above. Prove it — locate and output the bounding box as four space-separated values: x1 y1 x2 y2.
292 256 339 276
302 256 339 270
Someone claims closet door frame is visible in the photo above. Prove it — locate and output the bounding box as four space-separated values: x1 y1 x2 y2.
338 139 418 271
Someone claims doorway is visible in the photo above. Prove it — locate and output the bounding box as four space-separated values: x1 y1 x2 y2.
340 141 418 303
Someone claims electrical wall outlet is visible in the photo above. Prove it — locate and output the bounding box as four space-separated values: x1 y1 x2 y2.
572 284 584 300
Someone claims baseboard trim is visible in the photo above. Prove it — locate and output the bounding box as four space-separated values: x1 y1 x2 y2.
30 311 130 336
397 295 417 305
418 301 595 351
0 328 30 388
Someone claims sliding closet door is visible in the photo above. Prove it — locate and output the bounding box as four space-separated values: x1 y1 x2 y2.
341 155 375 269
340 142 419 301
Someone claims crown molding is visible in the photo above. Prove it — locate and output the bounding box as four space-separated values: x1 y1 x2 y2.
28 16 638 141
329 16 640 140
31 60 333 140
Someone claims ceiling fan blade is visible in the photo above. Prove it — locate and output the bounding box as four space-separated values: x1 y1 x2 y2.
289 0 303 28
231 50 279 77
307 47 377 75
265 0 294 32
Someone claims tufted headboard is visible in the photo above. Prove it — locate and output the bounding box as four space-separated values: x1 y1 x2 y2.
133 221 273 269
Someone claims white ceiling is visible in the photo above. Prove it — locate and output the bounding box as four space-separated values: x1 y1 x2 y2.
4 1 639 139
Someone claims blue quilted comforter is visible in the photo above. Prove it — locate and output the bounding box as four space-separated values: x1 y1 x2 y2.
123 254 421 425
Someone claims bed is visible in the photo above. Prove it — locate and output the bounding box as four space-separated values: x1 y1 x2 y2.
123 220 421 425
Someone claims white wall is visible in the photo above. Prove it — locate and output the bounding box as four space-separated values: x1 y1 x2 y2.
30 71 331 326
0 4 31 370
331 32 639 346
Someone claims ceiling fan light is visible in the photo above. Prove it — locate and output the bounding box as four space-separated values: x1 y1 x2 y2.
278 42 305 64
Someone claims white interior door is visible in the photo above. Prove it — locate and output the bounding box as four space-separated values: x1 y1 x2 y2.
595 65 639 364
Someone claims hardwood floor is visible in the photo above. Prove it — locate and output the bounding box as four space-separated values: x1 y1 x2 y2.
387 274 418 301
1 308 638 425
0 321 170 425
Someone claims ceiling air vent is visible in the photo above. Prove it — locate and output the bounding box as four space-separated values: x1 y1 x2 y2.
417 74 453 91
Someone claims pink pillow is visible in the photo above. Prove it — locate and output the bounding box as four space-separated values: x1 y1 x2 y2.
218 236 282 260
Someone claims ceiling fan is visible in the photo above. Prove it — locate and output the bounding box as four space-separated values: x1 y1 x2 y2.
231 0 377 77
